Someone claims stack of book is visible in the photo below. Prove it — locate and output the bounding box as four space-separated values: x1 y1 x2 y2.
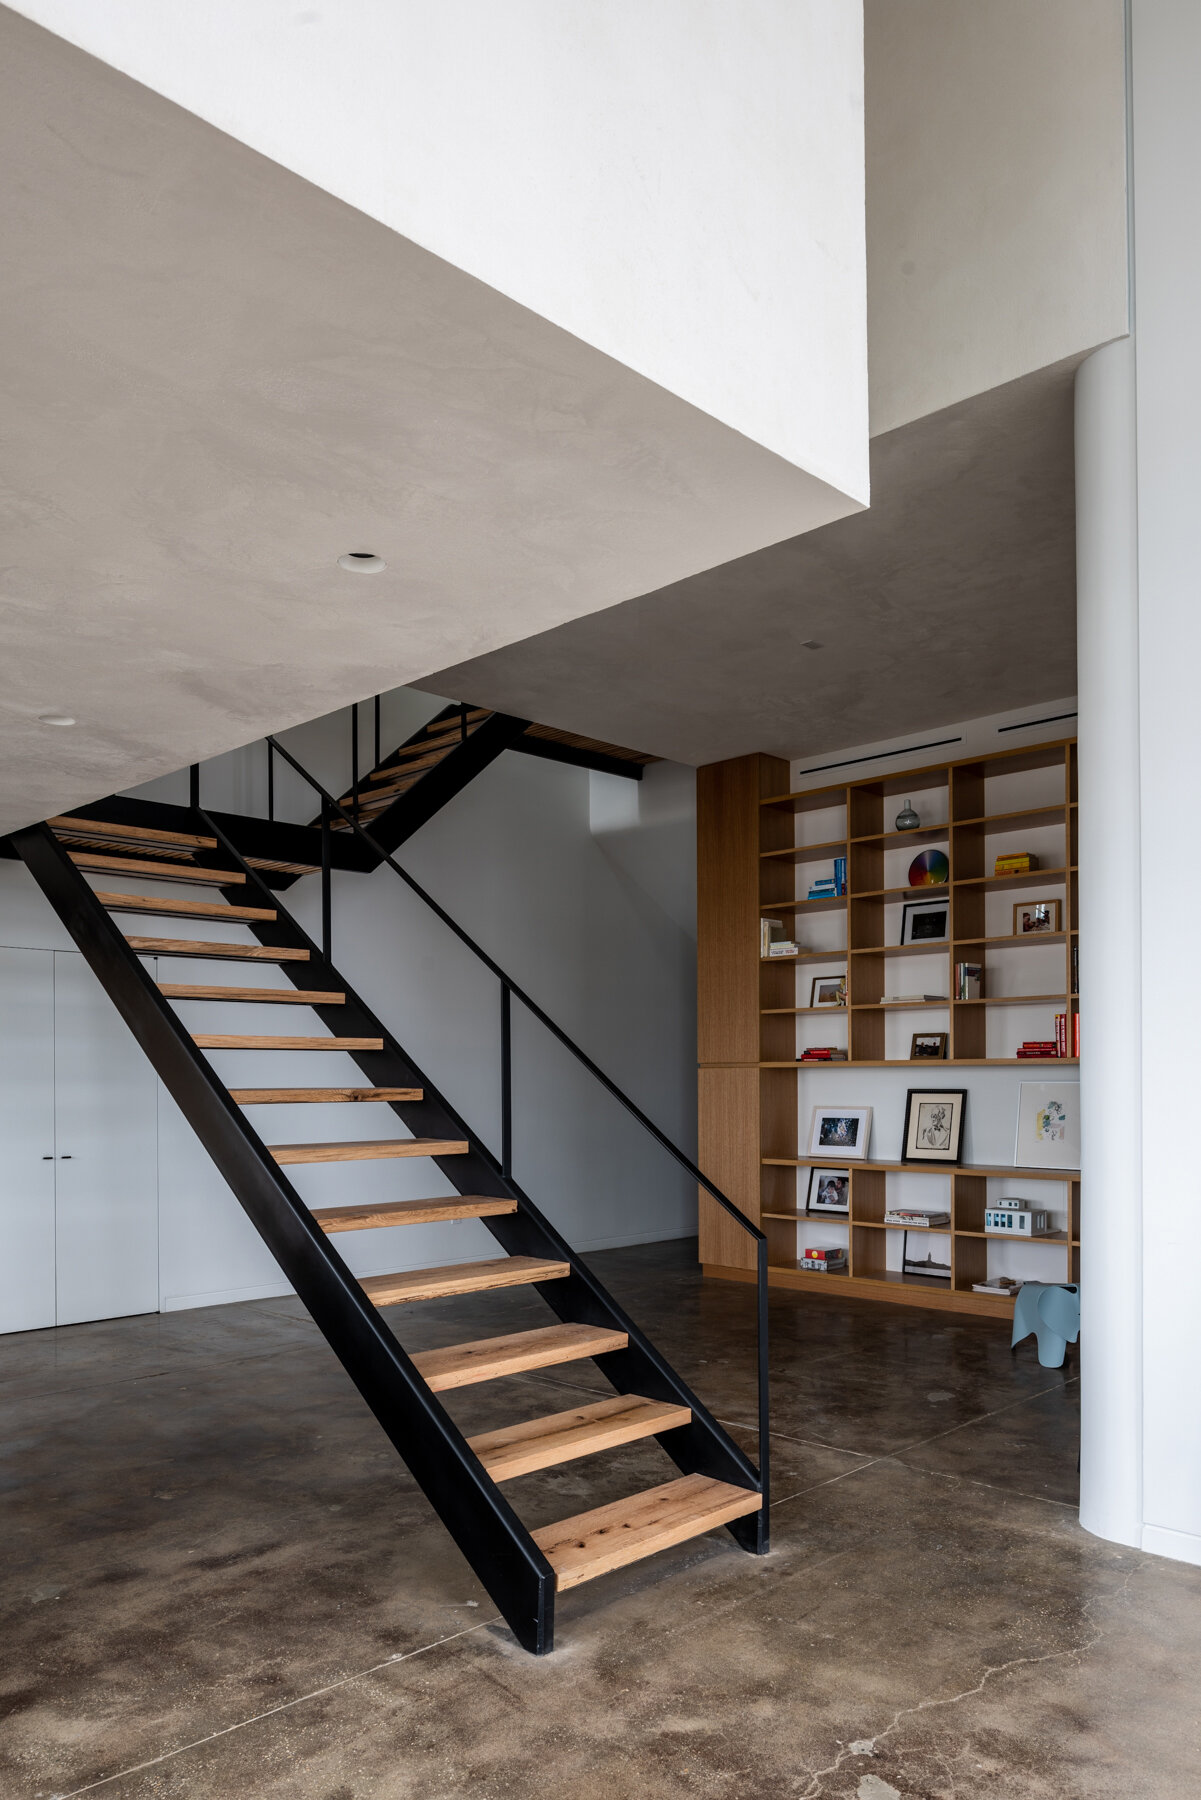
883 1207 951 1228
800 1246 847 1273
761 918 799 957
954 961 982 1000
1017 1039 1059 1058
799 1046 848 1062
994 850 1037 876
807 858 847 900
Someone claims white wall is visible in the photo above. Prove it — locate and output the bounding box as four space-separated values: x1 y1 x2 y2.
1077 0 1201 1568
866 0 1128 435
6 689 699 1319
13 0 869 498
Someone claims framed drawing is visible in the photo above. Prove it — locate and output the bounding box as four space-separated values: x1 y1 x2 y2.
810 974 847 1008
900 898 950 945
910 1031 949 1060
1014 1081 1080 1171
901 1089 967 1164
806 1167 850 1216
807 1105 873 1162
1012 900 1062 936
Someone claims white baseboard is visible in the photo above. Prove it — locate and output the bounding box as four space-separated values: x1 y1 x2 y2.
160 1279 293 1312
1141 1522 1201 1567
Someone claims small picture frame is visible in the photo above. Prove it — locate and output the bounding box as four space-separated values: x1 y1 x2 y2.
1013 899 1062 936
900 898 950 945
806 1167 850 1215
1014 1080 1080 1171
810 974 847 1009
901 1089 967 1164
910 1031 949 1060
807 1105 873 1161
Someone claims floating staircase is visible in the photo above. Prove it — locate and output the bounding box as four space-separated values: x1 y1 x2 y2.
13 805 764 1654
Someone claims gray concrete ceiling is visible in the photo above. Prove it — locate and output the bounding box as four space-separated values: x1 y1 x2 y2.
423 360 1081 765
0 9 849 835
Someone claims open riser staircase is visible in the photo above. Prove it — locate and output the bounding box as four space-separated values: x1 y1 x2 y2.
14 804 765 1653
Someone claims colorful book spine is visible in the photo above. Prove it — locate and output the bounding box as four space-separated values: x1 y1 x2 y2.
1073 1012 1080 1057
834 856 847 896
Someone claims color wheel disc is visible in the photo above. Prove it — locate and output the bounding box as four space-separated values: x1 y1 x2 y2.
908 848 949 887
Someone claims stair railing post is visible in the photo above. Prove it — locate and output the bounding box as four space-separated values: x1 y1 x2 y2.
374 694 381 767
500 979 513 1181
267 739 275 823
189 763 200 809
321 798 332 966
351 702 360 820
757 1233 770 1549
460 702 469 743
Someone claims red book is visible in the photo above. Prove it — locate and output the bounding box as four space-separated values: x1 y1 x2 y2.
1073 1013 1080 1056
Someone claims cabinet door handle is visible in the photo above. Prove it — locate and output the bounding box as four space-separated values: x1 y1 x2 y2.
42 1155 52 1160
59 1154 72 1159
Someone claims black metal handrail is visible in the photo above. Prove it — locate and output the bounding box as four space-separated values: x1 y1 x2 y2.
258 732 769 1507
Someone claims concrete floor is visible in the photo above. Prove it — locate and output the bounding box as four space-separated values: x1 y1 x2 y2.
2 1239 1197 1798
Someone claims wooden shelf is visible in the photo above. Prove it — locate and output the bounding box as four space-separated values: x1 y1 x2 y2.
957 1230 1070 1244
851 998 949 1012
851 941 951 958
954 868 1067 892
698 731 1080 1318
763 1158 1079 1179
955 932 1067 948
855 883 952 901
761 1005 848 1016
952 993 1066 1006
759 837 847 866
850 824 950 847
951 804 1066 832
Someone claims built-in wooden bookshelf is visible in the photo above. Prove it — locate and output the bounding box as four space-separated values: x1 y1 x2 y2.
697 737 1080 1318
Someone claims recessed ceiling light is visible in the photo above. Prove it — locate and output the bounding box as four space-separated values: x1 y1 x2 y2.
337 552 386 573
801 640 824 651
39 713 76 726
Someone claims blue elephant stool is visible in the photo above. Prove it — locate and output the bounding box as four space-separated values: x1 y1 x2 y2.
1012 1282 1080 1369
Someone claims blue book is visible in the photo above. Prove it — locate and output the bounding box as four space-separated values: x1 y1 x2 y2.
833 856 847 895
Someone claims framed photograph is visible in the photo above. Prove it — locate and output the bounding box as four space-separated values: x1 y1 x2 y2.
901 1089 967 1164
810 974 847 1009
900 898 950 946
1013 900 1062 936
1014 1080 1080 1171
901 1235 952 1281
806 1167 850 1216
807 1105 873 1162
910 1031 949 1060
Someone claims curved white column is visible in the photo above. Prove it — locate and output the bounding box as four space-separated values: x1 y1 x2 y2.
1075 338 1142 1548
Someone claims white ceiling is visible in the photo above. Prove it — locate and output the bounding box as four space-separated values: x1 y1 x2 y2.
0 10 847 835
422 360 1081 765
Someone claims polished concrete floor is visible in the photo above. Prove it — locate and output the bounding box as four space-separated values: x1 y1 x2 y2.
2 1239 1196 1798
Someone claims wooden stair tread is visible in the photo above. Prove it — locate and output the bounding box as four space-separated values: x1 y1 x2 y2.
468 1394 690 1483
362 1256 569 1306
128 937 305 960
71 852 243 885
532 1475 762 1591
269 1138 467 1164
411 1323 628 1392
50 817 218 851
193 1034 384 1050
312 1195 516 1230
160 983 344 1003
99 892 275 922
230 1086 420 1104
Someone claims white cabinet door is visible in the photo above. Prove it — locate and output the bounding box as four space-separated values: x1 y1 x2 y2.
0 948 56 1333
53 952 159 1325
